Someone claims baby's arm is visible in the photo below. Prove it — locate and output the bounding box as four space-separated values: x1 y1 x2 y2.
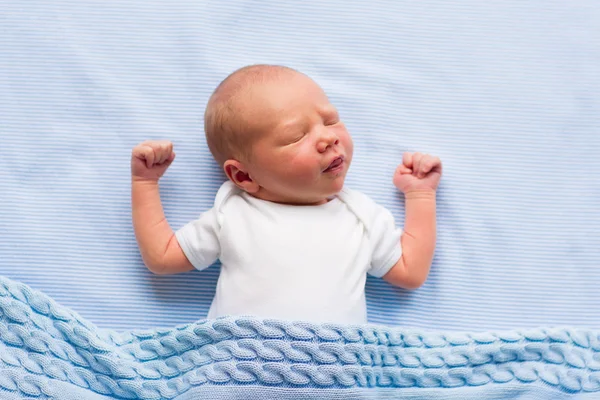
383 152 442 289
131 140 193 275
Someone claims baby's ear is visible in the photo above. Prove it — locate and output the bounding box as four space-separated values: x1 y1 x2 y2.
223 159 259 193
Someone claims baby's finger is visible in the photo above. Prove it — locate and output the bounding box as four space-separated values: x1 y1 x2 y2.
160 142 173 164
152 144 163 164
421 155 436 175
402 152 413 169
167 151 176 163
412 152 423 178
141 146 155 169
396 164 412 174
157 147 169 164
434 157 442 174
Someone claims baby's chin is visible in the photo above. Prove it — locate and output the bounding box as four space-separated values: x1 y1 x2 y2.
322 177 346 197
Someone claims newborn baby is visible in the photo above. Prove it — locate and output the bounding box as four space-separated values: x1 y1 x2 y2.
131 65 442 324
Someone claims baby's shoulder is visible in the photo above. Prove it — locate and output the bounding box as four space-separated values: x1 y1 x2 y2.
338 187 388 225
213 180 241 211
339 187 375 205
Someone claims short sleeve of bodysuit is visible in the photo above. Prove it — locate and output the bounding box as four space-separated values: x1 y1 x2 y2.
366 204 403 278
175 207 221 271
338 188 403 278
175 182 240 270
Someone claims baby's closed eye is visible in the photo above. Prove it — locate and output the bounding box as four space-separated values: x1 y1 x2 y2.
278 124 306 145
324 118 339 126
289 132 306 143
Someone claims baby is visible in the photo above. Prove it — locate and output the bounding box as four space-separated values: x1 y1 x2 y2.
131 65 442 324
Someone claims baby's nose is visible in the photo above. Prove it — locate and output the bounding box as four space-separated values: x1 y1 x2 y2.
317 134 339 152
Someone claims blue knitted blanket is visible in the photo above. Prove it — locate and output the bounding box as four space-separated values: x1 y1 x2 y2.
1 276 598 399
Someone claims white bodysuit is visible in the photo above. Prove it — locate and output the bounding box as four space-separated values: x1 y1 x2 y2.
175 181 402 324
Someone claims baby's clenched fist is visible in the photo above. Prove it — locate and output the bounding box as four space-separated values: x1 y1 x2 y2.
131 140 176 181
393 152 442 194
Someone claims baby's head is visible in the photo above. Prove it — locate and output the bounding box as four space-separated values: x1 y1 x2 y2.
205 65 353 205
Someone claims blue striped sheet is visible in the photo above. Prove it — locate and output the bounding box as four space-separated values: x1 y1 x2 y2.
0 0 599 331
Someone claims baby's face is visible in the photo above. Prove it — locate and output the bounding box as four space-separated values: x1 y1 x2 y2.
244 73 353 205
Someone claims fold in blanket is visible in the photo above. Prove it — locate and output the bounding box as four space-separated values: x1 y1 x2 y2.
0 276 598 399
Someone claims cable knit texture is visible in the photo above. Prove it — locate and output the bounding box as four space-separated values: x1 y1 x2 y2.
0 276 598 399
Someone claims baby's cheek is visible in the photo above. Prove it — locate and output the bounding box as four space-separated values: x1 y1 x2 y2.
341 135 354 157
287 156 318 183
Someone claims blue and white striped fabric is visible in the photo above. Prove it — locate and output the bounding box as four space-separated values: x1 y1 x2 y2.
1 0 599 337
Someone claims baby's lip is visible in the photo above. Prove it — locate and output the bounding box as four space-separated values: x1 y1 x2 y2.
323 155 345 172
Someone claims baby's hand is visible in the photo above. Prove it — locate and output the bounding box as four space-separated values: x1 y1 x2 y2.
131 140 176 181
393 152 442 193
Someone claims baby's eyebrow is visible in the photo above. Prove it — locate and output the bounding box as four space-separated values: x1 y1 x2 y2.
277 119 306 139
278 105 337 134
280 119 303 132
318 105 338 118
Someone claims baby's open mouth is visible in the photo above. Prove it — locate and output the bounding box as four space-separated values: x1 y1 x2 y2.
324 156 344 173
